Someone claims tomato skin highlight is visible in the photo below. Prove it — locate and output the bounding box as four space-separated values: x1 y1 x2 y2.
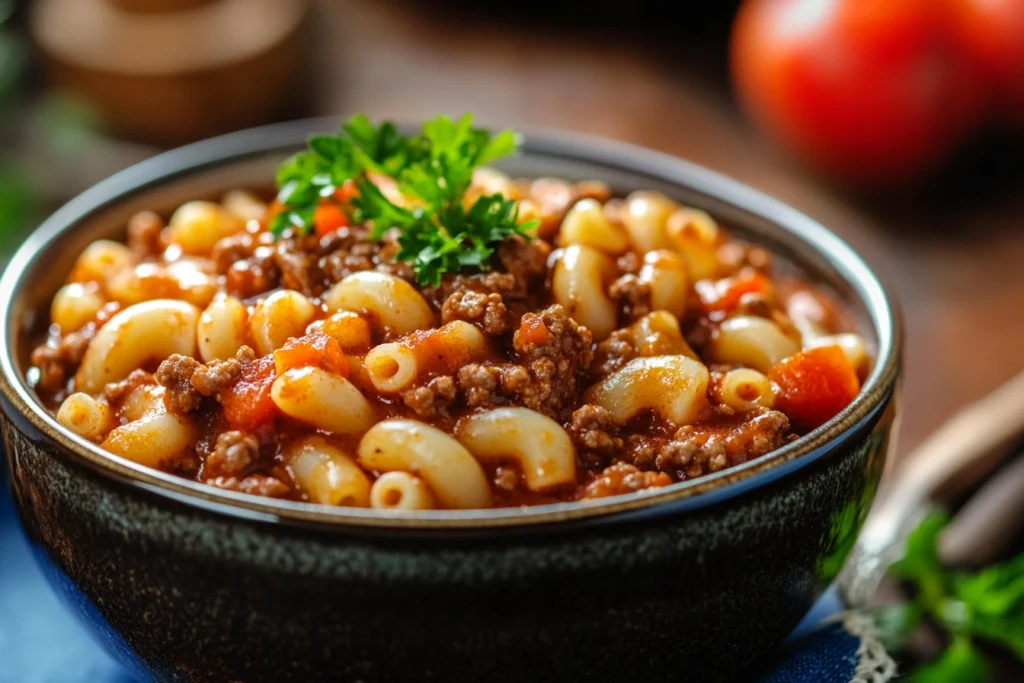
947 0 1024 123
731 0 984 183
312 203 349 237
273 333 348 377
697 270 773 313
768 345 860 431
220 356 278 431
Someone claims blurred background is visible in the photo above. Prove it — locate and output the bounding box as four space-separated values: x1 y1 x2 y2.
0 0 1022 679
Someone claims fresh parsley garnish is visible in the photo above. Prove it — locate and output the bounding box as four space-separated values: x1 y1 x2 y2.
874 511 1024 682
271 114 536 286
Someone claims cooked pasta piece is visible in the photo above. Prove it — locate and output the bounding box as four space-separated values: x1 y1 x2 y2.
638 250 688 319
551 245 618 340
357 420 491 509
286 437 371 507
369 471 436 511
56 392 114 443
51 282 106 333
710 315 800 373
324 272 434 335
67 240 133 285
716 368 775 412
249 290 317 355
164 201 245 255
456 408 577 491
76 299 200 394
198 294 248 362
666 206 722 281
559 198 630 255
622 191 676 253
587 355 710 426
101 411 195 469
271 367 377 435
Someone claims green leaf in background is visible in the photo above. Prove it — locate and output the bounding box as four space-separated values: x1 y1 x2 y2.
909 637 993 683
890 511 949 581
955 554 1024 659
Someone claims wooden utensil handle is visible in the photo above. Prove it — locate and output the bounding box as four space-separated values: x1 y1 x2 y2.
842 369 1024 605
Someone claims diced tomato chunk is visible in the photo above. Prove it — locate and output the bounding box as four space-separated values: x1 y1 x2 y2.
220 356 278 431
313 202 350 237
768 345 860 431
333 179 359 203
273 332 348 377
698 270 772 312
517 315 552 346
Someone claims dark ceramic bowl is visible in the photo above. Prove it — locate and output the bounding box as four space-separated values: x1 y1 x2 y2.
0 120 901 683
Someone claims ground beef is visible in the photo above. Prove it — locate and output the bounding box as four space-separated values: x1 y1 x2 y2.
225 247 280 299
402 375 457 418
319 232 386 282
457 364 502 407
126 211 164 257
426 271 519 309
211 232 257 273
206 474 290 498
608 273 651 321
155 355 203 414
204 430 259 479
511 305 593 418
274 236 327 296
497 235 550 288
580 462 672 500
29 302 121 393
102 369 155 405
568 404 623 465
655 408 792 478
191 347 254 396
592 329 637 379
441 289 508 335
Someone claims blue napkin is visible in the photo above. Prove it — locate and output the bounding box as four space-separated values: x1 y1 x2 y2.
0 483 893 683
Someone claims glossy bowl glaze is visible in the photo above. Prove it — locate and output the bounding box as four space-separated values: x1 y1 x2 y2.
0 119 901 683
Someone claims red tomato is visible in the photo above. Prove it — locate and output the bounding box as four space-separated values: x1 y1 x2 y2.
273 332 348 377
697 270 772 313
731 0 984 182
220 356 278 431
948 0 1024 122
768 345 860 431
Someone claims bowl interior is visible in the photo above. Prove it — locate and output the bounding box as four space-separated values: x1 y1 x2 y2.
0 120 899 529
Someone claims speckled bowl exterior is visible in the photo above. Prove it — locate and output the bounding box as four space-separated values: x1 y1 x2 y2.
0 120 901 683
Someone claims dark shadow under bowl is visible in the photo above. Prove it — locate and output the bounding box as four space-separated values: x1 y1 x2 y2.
0 119 901 682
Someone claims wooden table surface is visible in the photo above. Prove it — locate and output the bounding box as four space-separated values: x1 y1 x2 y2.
313 0 1024 463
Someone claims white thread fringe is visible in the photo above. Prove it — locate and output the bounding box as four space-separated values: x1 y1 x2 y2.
827 611 898 683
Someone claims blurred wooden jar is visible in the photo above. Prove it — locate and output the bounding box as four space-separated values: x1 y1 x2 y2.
30 0 311 147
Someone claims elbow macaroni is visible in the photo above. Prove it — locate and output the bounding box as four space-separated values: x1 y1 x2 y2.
250 290 317 355
325 272 434 335
198 294 248 362
369 471 436 511
716 368 775 412
76 299 200 394
456 408 576 491
710 316 801 373
588 355 710 426
286 437 371 507
357 420 491 509
552 245 618 340
638 250 688 319
271 367 377 435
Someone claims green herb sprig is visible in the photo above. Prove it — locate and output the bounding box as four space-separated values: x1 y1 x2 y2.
874 511 1024 682
271 114 536 286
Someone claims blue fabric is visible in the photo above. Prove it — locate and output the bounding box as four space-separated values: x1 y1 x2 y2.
0 480 878 683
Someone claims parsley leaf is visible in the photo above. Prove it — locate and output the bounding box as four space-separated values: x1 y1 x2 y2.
879 510 1024 681
272 113 535 285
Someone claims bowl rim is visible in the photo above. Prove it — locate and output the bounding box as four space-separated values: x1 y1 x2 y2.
0 117 902 531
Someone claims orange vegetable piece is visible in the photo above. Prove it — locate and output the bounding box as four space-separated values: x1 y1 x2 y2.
273 332 348 377
220 355 278 431
768 345 860 431
698 270 772 312
517 315 552 346
313 202 350 237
